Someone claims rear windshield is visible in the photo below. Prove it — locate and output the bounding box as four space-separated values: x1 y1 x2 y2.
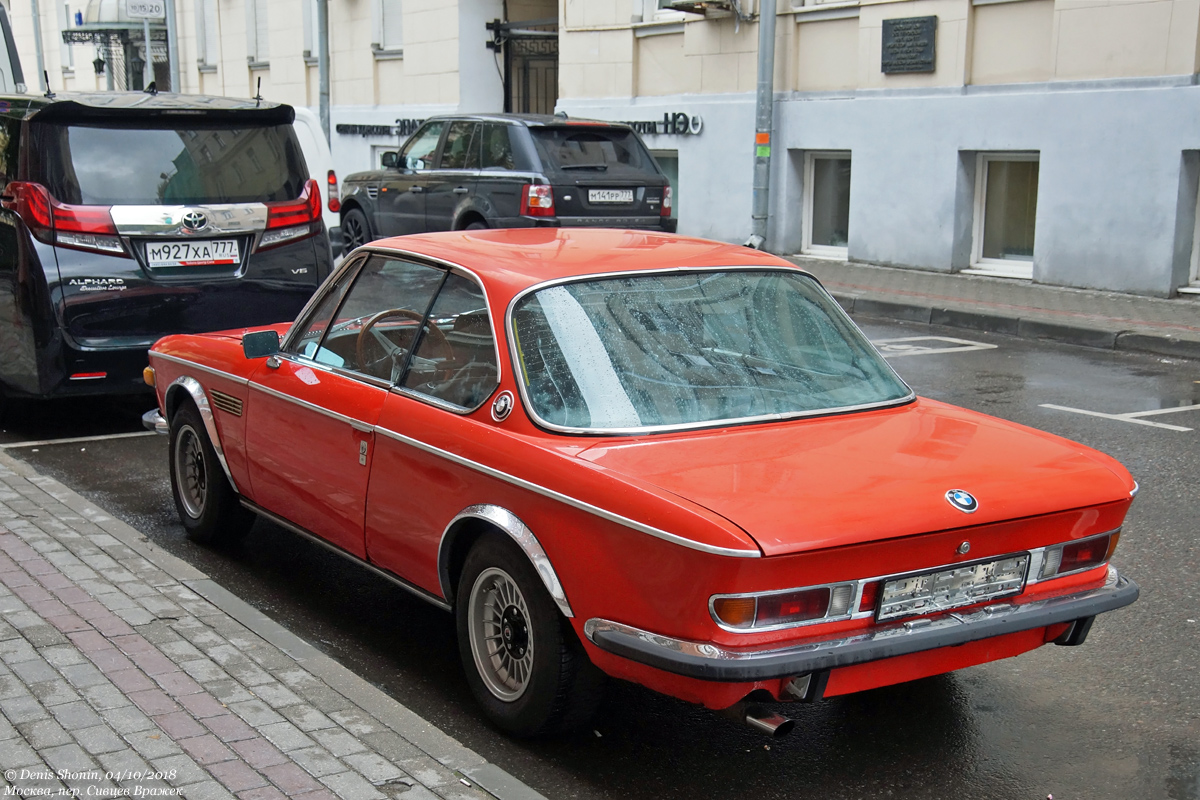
31 121 307 205
530 127 657 176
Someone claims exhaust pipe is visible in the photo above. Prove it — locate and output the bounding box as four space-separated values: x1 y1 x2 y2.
722 703 795 738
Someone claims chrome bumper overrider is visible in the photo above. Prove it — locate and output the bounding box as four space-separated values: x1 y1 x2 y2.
142 409 169 434
583 566 1138 682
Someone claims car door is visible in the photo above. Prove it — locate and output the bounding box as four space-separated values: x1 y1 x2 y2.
364 271 501 594
244 253 447 558
423 121 479 232
378 121 445 235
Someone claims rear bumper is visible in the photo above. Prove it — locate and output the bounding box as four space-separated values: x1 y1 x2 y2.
584 566 1138 682
504 216 678 232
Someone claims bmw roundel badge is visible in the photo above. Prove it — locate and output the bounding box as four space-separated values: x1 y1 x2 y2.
945 489 978 513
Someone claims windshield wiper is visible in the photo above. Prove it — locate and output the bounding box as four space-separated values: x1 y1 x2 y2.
560 163 608 171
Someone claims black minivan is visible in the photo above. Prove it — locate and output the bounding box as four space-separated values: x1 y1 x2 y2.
0 92 333 402
339 114 676 249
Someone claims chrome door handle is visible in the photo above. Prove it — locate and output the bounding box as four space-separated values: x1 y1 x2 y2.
409 186 424 193
453 187 469 194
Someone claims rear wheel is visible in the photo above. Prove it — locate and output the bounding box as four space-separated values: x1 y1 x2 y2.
464 220 487 231
169 402 254 546
456 535 605 736
342 208 373 251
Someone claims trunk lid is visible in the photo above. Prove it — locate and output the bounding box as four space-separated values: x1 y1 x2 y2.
576 398 1133 556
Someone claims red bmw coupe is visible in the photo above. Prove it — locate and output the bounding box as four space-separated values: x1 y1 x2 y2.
144 228 1139 737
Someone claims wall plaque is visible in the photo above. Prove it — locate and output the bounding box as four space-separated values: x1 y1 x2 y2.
881 16 937 74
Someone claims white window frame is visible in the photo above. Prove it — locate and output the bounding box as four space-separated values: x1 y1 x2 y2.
1184 182 1200 294
372 0 403 57
246 0 269 66
57 0 73 72
968 152 1039 280
196 0 219 69
802 150 852 259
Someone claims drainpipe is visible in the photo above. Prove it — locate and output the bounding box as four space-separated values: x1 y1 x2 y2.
317 0 330 144
745 0 776 250
165 0 179 91
30 0 47 92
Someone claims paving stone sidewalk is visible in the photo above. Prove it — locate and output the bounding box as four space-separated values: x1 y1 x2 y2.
0 450 545 800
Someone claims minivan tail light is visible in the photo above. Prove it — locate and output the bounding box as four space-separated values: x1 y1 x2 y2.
522 184 555 217
1 181 123 254
661 185 672 217
327 170 340 213
265 178 321 230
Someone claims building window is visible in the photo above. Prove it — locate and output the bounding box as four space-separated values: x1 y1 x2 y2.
57 1 73 71
373 0 402 55
246 0 269 65
970 153 1039 279
1186 179 1200 294
197 0 219 68
803 151 851 257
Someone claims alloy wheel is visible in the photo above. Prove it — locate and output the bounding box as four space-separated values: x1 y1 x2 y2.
468 567 535 701
173 424 208 520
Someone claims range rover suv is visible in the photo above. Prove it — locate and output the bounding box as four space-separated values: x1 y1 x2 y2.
0 92 333 403
339 114 676 249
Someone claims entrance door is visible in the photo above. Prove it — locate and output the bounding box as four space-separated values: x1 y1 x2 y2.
505 28 558 115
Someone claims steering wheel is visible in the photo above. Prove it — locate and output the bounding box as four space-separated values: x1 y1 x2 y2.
355 308 453 381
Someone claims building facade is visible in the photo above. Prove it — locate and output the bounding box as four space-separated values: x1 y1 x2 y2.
10 0 1200 296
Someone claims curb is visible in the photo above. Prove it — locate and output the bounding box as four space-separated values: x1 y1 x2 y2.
1 450 548 800
831 293 1200 361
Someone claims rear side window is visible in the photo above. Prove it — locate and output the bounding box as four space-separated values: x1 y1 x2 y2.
530 127 657 176
30 121 307 205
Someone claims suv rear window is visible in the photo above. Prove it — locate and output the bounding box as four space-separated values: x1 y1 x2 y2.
530 127 656 176
30 121 307 205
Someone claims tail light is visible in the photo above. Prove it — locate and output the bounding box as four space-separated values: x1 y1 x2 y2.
261 178 322 249
1039 531 1119 580
1 181 124 255
521 184 555 218
712 583 855 630
661 185 672 217
327 170 340 213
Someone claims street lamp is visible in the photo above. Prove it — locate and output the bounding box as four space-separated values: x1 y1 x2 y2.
92 57 105 75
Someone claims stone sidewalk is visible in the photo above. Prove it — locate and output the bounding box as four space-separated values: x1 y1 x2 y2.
0 450 545 800
791 256 1200 361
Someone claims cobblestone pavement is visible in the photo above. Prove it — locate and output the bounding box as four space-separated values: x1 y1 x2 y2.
0 451 544 800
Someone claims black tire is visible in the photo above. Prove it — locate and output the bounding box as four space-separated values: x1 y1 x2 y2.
342 208 374 251
456 535 605 737
168 402 254 546
464 220 488 231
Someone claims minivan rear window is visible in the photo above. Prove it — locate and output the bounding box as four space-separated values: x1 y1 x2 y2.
31 121 307 205
530 127 656 175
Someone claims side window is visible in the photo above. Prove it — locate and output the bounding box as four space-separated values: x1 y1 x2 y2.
440 122 478 170
401 122 445 171
402 272 498 410
0 117 19 186
287 258 365 365
480 124 514 171
308 255 446 381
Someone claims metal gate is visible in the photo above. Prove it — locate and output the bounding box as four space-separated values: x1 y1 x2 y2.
488 18 558 116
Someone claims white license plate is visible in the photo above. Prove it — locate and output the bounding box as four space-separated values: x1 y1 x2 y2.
877 554 1029 622
588 189 634 204
146 239 240 267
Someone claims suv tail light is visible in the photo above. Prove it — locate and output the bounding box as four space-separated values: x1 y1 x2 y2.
327 170 340 213
261 178 322 250
522 184 555 218
1 181 124 255
661 185 672 218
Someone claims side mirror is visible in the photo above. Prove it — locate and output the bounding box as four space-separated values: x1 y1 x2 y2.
243 330 280 359
381 151 399 169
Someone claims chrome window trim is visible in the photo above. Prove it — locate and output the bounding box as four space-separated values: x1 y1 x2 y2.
164 375 240 493
152 352 250 386
708 528 1122 634
438 504 573 617
374 423 761 558
282 245 502 415
248 381 387 430
503 265 916 436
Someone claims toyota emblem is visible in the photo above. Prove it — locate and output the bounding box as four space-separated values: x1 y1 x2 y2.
945 489 979 514
181 211 208 232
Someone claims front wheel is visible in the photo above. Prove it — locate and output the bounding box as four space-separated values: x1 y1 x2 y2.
341 208 374 251
168 402 254 546
456 536 605 736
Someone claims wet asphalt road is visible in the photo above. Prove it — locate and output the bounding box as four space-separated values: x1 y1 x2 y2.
3 318 1198 800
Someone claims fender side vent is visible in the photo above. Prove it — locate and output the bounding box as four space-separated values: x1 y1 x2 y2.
210 389 244 417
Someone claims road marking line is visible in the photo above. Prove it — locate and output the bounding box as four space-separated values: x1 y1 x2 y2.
0 431 158 450
1122 402 1200 419
872 335 999 358
1038 404 1194 432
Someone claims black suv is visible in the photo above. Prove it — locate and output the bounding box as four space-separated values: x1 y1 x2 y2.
339 113 676 248
0 92 333 402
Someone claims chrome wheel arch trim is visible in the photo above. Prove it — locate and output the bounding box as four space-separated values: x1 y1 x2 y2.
164 375 240 493
439 504 574 618
375 424 760 558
